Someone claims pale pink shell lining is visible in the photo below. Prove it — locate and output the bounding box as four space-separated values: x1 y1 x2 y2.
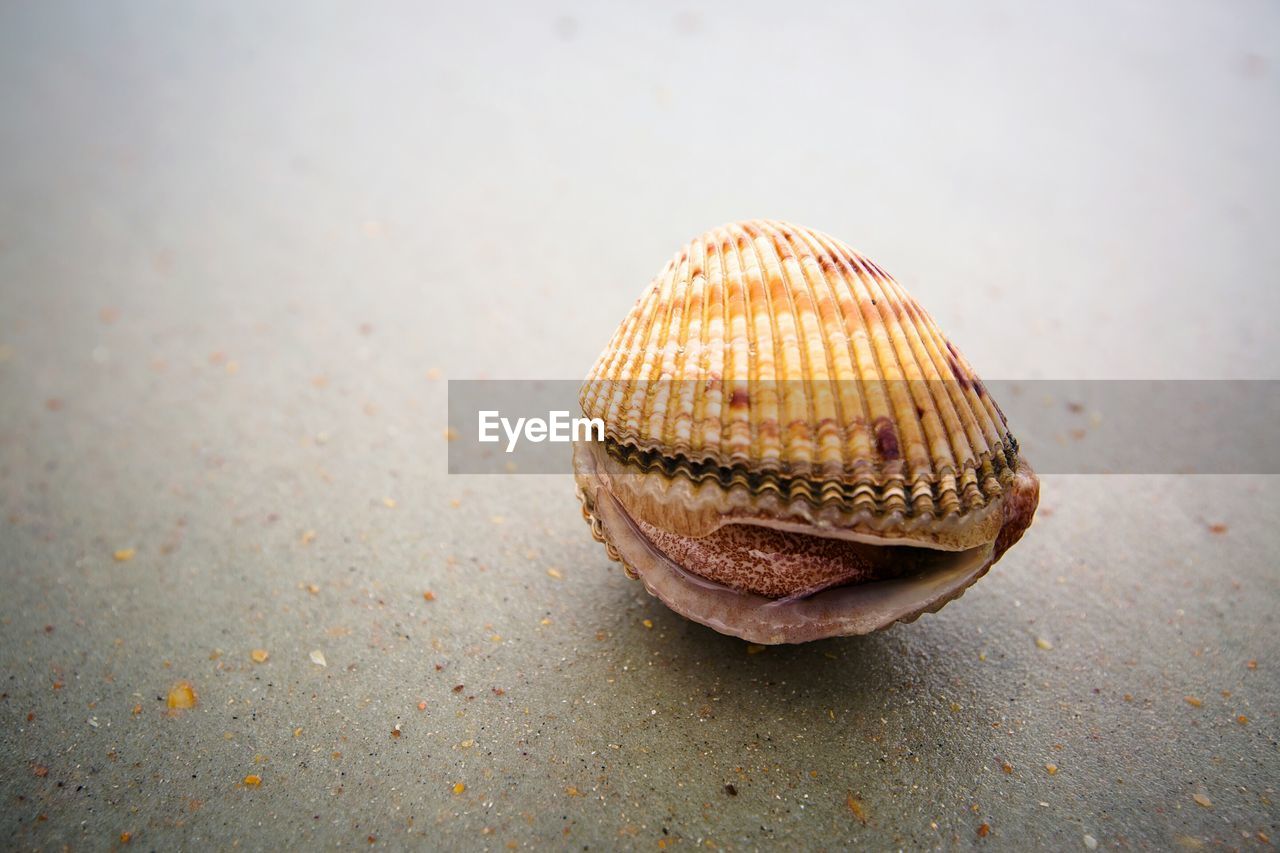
586 477 996 645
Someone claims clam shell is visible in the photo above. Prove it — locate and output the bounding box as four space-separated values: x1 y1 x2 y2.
580 219 1020 549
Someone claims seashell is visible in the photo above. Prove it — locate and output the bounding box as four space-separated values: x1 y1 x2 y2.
574 220 1038 643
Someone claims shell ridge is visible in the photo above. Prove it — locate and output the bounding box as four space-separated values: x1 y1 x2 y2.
684 235 710 455
877 292 970 512
894 295 988 510
750 223 800 472
634 251 682 446
731 222 778 469
650 250 691 442
896 290 991 460
667 239 702 450
793 226 873 481
852 254 937 495
702 229 728 458
772 222 848 481
757 220 820 479
809 231 902 497
773 222 821 477
915 303 1009 455
805 230 881 467
859 258 944 514
720 227 752 464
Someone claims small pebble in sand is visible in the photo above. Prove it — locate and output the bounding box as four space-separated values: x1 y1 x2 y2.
1193 792 1212 808
423 590 436 601
113 548 136 562
845 794 868 825
243 775 262 787
1083 834 1097 849
309 650 327 667
250 649 269 664
642 619 654 629
546 568 563 579
382 497 397 509
166 681 197 709
976 823 990 837
1035 637 1053 651
1044 763 1058 775
452 782 466 795
1184 696 1202 708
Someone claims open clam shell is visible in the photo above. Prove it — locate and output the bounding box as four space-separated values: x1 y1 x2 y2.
575 220 1038 643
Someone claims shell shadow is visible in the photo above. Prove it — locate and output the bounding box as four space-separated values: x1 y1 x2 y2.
587 576 1010 787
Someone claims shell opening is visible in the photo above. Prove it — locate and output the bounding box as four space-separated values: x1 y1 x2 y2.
589 481 996 644
635 516 993 600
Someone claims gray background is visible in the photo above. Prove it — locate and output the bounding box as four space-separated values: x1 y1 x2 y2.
1 1 1276 849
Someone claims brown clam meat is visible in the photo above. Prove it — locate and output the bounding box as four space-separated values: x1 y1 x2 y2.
574 220 1038 644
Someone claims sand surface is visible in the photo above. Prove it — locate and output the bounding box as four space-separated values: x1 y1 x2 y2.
1 2 1277 848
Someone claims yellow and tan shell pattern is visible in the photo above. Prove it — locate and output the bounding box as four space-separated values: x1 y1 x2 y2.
579 219 1021 547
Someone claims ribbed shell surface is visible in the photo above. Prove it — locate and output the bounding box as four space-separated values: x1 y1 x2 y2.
580 220 1018 526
